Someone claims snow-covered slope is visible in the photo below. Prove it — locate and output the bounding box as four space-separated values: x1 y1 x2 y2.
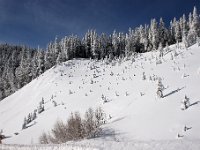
0 44 200 149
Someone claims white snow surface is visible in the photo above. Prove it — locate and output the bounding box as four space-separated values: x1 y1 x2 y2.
0 43 200 149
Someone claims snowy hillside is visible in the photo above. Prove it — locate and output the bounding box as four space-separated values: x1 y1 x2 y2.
0 43 200 149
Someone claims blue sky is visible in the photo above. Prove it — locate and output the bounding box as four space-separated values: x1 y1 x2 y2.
0 0 199 48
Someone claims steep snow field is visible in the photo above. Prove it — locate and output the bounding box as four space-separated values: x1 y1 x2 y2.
0 44 200 149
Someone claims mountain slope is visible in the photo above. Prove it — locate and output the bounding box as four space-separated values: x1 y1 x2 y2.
0 44 200 148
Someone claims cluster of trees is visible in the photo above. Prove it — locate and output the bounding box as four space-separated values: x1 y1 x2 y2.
0 7 199 101
49 6 199 61
0 45 39 100
22 99 45 129
39 107 106 144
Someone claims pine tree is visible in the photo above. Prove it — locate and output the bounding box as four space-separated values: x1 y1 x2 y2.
38 101 44 114
187 7 199 46
175 21 182 43
158 42 164 57
192 6 200 36
44 46 54 70
32 110 37 120
159 18 168 46
150 19 159 50
91 30 99 59
197 37 200 46
37 49 45 76
56 52 63 65
139 25 149 52
180 14 188 40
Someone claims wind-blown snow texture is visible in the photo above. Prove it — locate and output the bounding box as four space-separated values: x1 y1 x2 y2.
0 43 200 149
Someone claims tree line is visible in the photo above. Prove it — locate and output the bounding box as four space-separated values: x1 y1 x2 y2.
0 6 199 100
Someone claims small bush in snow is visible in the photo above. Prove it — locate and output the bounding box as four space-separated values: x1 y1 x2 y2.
53 100 57 107
101 94 108 103
0 130 4 144
39 132 49 144
157 78 164 98
115 91 119 97
142 72 146 80
90 79 94 84
110 71 114 76
140 92 145 96
174 50 178 57
41 98 45 104
181 95 190 110
69 89 73 95
125 91 129 96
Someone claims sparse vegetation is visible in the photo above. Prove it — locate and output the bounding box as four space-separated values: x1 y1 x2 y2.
39 107 106 144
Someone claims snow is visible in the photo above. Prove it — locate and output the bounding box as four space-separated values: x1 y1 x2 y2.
1 140 200 150
0 43 200 149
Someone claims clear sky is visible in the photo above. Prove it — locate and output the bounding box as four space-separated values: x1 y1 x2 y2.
0 0 199 48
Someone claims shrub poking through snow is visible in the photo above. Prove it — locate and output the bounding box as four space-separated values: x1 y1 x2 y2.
157 78 164 98
39 107 106 144
142 72 146 80
53 100 57 107
110 71 114 76
41 98 45 104
0 130 5 144
101 94 108 103
39 132 49 144
181 95 190 110
69 89 73 95
115 91 119 97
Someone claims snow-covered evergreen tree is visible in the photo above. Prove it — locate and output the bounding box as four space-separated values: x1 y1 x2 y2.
22 117 27 129
149 19 159 50
174 20 182 43
32 110 37 120
187 7 199 46
158 18 168 46
158 42 164 58
192 6 200 36
38 101 45 114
